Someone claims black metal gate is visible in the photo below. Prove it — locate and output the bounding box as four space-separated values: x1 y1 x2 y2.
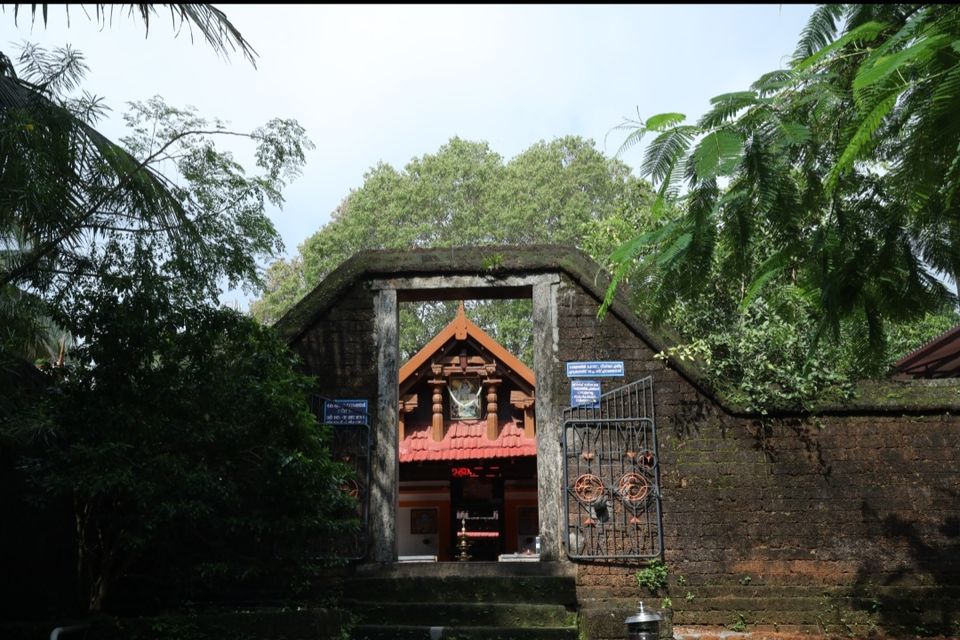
313 396 371 561
562 377 663 559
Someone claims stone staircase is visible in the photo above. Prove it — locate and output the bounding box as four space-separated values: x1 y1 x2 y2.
339 562 579 640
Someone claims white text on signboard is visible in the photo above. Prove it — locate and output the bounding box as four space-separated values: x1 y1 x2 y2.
566 361 625 378
570 380 601 408
323 399 369 425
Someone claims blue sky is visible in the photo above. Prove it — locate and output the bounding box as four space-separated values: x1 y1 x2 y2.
5 4 816 307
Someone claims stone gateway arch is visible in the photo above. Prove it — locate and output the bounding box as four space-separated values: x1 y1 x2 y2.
274 245 960 636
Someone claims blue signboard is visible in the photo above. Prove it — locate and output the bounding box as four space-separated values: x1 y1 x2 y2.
323 399 369 425
566 360 625 378
570 380 601 409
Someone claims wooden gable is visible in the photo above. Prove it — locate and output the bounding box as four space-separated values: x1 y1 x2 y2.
398 302 536 461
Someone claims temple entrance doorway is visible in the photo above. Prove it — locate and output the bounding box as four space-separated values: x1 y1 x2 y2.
398 457 539 561
395 300 538 562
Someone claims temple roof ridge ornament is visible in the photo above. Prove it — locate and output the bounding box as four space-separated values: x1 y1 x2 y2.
454 300 468 340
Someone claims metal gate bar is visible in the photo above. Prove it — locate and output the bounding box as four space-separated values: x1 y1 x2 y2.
562 377 662 560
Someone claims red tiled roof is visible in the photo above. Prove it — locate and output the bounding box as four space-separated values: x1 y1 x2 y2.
891 324 960 378
400 419 536 463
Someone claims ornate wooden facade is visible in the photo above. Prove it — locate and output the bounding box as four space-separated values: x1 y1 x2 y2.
397 303 538 560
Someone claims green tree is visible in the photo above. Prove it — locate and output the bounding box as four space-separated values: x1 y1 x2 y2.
1 45 311 364
20 252 355 612
1 41 339 615
252 136 653 361
609 4 960 356
1 4 259 364
594 3 960 411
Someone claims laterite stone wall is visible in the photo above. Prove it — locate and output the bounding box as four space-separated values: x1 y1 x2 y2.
554 274 960 637
290 284 378 406
283 248 960 638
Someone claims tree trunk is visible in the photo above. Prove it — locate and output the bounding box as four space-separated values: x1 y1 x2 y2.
88 574 108 613
75 495 117 613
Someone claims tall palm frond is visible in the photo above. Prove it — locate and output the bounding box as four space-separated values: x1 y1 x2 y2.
0 283 72 364
8 4 258 67
0 50 190 292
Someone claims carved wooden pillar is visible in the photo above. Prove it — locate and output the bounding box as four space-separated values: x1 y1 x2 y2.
485 379 500 440
510 390 536 438
430 380 445 442
398 393 418 440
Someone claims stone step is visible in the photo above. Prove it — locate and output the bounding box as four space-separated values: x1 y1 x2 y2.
349 561 577 580
351 624 579 640
347 601 576 628
341 575 578 606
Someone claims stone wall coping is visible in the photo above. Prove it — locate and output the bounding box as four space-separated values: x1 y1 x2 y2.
273 244 960 417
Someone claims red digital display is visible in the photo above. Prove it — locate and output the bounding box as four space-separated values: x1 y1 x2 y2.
451 466 480 478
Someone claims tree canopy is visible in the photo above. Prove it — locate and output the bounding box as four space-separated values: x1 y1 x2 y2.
1 34 351 616
27 261 355 612
251 136 653 361
609 4 960 359
1 43 311 366
0 4 270 365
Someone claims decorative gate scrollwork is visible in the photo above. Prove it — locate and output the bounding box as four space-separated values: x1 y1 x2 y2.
562 377 662 559
313 396 371 561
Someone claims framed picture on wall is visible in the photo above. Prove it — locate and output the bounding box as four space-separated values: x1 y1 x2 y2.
449 378 481 420
411 508 438 534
